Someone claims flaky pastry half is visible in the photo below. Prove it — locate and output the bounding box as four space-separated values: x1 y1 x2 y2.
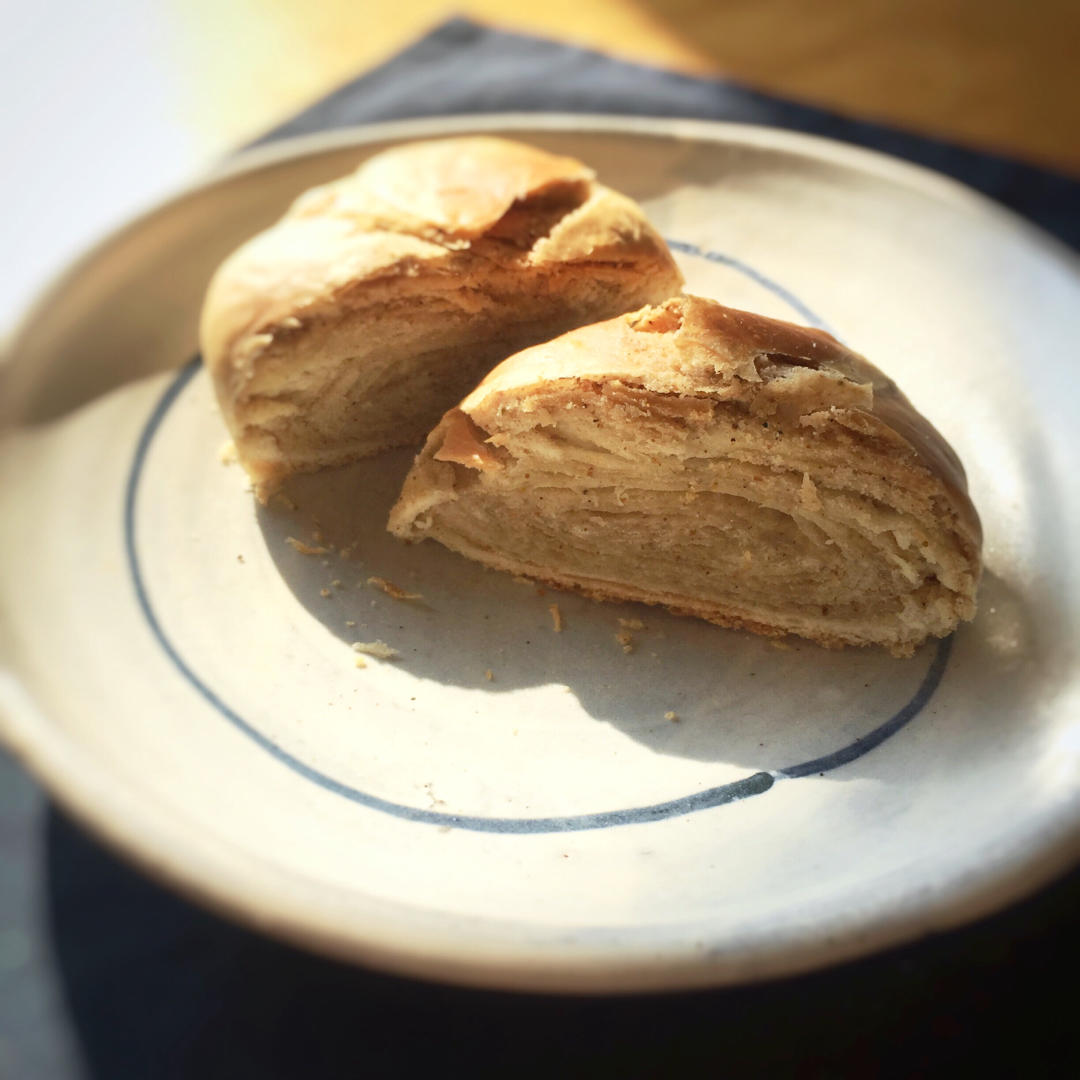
200 136 683 499
388 295 981 655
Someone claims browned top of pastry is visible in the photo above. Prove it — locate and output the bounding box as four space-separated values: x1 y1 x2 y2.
296 135 596 239
199 136 678 383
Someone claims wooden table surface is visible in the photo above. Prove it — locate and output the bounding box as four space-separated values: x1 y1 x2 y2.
174 0 1080 176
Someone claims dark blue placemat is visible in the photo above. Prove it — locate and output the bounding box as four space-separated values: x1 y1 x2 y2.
3 17 1079 1080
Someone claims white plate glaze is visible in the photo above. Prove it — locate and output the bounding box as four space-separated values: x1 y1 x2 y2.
2 116 1078 993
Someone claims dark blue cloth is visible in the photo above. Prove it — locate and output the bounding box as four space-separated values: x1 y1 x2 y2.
4 17 1079 1079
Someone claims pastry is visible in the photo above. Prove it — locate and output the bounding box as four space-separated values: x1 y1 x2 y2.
200 136 684 499
388 295 981 655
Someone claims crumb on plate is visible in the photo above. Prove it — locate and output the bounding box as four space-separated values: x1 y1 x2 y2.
368 576 422 601
351 640 399 660
286 536 330 556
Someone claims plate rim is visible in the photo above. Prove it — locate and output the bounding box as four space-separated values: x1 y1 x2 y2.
2 112 1080 993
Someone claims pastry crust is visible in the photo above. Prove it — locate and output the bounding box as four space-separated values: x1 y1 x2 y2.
199 136 683 499
389 295 982 655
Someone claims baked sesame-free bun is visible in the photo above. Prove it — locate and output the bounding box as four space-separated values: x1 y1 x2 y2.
200 136 684 500
389 295 981 655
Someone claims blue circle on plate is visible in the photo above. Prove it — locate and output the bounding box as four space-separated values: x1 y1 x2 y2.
124 247 951 833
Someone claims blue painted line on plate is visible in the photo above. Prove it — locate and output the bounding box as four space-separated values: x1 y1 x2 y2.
776 633 952 779
665 239 834 336
125 247 948 832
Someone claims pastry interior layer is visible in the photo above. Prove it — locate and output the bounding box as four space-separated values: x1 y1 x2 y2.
201 138 683 499
391 376 979 656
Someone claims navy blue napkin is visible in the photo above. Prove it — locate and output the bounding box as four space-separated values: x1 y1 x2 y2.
5 18 1079 1080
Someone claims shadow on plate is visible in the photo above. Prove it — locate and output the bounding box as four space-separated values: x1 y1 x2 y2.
254 452 1062 779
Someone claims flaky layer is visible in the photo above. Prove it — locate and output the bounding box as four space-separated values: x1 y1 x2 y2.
389 296 981 655
199 137 683 498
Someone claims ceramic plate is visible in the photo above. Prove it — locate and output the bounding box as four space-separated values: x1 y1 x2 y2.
2 116 1078 993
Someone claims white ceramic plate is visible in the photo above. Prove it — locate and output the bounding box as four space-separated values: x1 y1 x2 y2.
2 116 1078 993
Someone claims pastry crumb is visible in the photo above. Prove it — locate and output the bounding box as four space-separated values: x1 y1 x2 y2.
286 536 330 555
549 603 563 633
331 579 343 588
618 617 645 631
484 669 494 682
770 638 792 651
319 588 331 598
368 576 422 601
799 472 823 513
351 640 399 660
615 631 635 654
236 554 244 563
345 620 357 628
664 710 679 722
354 656 367 669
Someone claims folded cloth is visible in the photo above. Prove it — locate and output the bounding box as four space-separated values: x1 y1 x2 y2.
259 17 1079 252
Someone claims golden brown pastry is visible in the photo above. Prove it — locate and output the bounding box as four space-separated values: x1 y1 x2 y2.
199 136 684 499
389 295 981 655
